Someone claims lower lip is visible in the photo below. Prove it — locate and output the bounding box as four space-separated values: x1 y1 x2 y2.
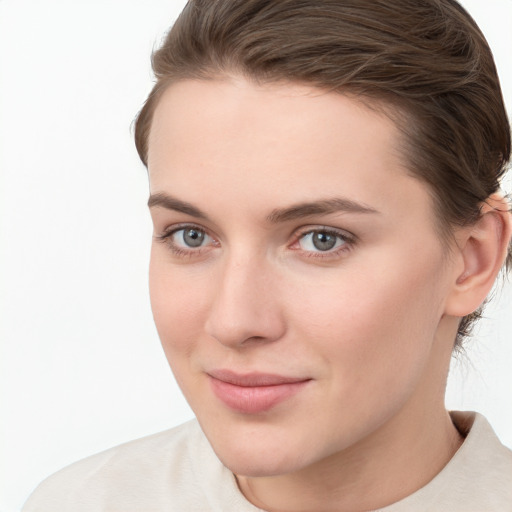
209 377 309 414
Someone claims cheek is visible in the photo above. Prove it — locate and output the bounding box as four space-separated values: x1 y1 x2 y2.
287 254 448 392
292 264 443 338
149 249 211 358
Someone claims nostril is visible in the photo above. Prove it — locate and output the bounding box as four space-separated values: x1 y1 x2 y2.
241 335 267 345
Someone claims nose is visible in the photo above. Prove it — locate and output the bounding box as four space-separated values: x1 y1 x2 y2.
204 253 286 348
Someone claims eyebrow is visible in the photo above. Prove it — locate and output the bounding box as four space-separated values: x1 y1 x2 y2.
148 192 209 219
148 192 379 223
266 198 380 223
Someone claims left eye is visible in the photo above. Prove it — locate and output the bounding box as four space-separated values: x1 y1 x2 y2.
171 227 212 248
298 230 347 252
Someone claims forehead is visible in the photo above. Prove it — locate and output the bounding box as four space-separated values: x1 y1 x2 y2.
147 77 435 228
148 77 398 164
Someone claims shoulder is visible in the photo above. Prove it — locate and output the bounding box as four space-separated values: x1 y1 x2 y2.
448 411 512 506
22 419 221 511
380 411 512 512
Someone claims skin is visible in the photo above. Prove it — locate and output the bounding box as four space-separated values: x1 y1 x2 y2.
146 76 510 511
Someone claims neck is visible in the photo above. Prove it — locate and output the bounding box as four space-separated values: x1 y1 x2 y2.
236 320 464 512
237 404 462 512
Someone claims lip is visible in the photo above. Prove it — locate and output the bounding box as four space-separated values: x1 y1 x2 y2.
207 370 311 414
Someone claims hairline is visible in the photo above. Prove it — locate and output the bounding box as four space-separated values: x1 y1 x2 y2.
140 69 465 255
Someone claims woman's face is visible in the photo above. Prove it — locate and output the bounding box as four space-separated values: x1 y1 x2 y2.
147 77 459 476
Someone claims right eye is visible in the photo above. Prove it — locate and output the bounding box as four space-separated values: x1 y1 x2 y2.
155 224 219 258
171 227 212 248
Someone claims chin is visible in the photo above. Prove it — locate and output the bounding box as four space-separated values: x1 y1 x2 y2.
214 444 306 478
199 418 319 477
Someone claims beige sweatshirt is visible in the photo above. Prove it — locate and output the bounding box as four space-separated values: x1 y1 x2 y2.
22 411 512 511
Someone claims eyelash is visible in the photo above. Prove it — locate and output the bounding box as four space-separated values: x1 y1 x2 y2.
155 223 216 258
291 227 355 259
155 224 356 260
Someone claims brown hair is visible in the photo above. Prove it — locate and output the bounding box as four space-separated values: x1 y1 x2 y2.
134 0 511 347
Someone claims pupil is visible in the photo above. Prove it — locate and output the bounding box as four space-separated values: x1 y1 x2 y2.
184 229 204 247
313 232 336 251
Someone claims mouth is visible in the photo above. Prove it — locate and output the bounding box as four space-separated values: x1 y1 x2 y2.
207 369 311 414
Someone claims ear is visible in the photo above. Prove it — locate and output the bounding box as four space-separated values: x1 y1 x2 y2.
444 193 512 317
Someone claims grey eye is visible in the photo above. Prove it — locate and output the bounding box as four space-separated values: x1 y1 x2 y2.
299 230 346 252
312 232 337 251
183 228 205 247
172 228 211 248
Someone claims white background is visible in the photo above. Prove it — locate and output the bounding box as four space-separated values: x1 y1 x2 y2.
0 1 511 511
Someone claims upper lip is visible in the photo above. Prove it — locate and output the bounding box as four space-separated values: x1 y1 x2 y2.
207 369 310 387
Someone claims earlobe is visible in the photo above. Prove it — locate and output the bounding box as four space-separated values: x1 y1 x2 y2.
444 193 512 317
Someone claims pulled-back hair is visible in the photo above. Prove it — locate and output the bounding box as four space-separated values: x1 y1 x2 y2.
134 0 511 347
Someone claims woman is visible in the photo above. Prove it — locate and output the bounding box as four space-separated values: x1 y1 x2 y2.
23 0 512 510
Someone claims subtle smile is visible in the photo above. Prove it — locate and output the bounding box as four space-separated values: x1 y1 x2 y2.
207 370 311 414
